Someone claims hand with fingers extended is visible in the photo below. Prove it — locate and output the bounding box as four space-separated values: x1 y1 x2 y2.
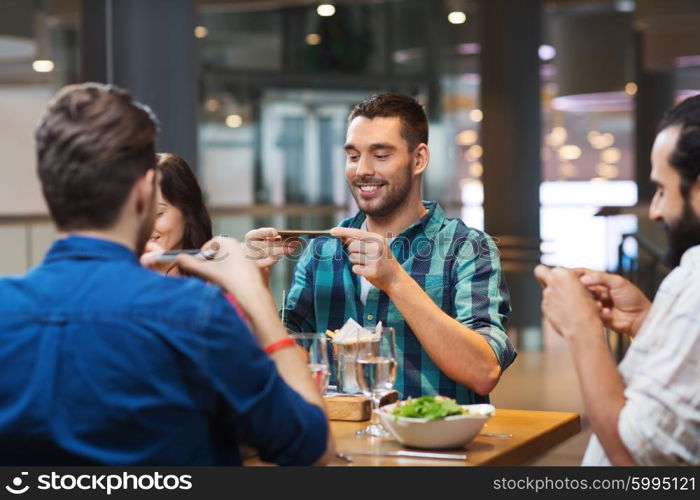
330 227 404 291
576 269 652 338
244 227 301 279
534 265 603 339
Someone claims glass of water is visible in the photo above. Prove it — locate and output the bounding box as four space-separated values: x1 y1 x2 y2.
354 327 397 437
290 333 330 394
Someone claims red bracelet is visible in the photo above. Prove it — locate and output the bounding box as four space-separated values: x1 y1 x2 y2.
264 337 296 356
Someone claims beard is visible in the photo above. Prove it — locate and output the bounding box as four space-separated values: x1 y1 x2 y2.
664 200 700 268
349 162 414 219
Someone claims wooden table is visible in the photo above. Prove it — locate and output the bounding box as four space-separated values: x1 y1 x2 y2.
327 409 580 466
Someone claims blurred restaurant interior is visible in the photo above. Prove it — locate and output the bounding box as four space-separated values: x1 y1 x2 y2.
1 0 698 464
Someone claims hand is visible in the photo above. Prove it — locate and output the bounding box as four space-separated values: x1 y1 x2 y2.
176 237 268 312
330 227 404 291
244 227 301 282
140 240 166 269
577 269 651 338
534 265 603 339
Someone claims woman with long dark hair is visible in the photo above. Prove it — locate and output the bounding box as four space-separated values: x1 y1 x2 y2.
149 153 213 276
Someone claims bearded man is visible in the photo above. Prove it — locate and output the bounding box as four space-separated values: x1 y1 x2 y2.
535 95 700 465
247 93 515 404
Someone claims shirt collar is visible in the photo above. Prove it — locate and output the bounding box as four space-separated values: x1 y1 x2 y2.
43 235 138 265
349 201 444 239
680 244 700 267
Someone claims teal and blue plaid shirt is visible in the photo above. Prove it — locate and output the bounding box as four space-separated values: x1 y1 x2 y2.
283 201 515 403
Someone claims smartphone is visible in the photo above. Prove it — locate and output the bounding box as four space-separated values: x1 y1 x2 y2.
277 230 332 238
153 248 217 263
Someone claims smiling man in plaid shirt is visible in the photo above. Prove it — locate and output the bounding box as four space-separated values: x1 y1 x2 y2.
247 93 516 403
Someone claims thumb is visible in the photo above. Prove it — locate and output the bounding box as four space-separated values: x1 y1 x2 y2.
140 250 163 268
580 270 611 287
533 264 552 288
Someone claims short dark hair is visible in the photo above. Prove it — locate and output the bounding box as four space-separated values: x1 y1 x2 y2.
348 93 428 151
658 94 700 199
156 153 212 249
35 83 158 230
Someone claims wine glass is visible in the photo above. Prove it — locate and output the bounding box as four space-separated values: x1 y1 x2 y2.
290 333 330 394
354 326 397 437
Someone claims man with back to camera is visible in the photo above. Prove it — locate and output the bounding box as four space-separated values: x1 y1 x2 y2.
0 82 334 466
246 93 516 404
535 95 700 465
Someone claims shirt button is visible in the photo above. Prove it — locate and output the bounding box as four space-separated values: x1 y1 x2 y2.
367 314 374 321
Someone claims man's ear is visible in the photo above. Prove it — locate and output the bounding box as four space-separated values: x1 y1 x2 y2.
135 169 156 216
413 143 429 177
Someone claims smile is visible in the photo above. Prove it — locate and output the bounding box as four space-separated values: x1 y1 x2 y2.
357 184 385 198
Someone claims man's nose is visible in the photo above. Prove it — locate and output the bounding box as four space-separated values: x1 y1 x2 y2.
649 192 662 221
355 156 374 177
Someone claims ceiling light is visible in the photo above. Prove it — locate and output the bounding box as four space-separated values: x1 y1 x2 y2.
590 133 615 149
624 82 637 96
205 99 220 112
548 126 567 147
32 60 54 73
601 147 621 164
306 33 322 45
455 130 478 146
469 109 483 122
469 162 483 177
317 4 335 17
538 45 556 61
448 11 467 25
466 145 483 160
194 26 208 38
226 114 243 128
559 145 582 161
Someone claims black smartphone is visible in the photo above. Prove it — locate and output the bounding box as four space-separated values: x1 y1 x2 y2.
277 230 332 238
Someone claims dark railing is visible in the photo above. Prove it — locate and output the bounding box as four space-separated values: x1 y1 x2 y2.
611 232 669 361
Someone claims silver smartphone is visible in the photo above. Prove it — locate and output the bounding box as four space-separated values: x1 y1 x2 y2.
153 248 217 263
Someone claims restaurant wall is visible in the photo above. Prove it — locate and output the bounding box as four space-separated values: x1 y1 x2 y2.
0 86 55 275
0 85 51 216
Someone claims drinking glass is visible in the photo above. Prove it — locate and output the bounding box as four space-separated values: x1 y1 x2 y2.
354 327 397 437
290 333 330 394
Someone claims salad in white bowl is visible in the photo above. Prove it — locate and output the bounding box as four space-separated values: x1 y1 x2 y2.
377 396 495 449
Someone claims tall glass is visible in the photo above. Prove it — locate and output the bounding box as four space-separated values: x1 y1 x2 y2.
290 333 330 394
354 327 397 437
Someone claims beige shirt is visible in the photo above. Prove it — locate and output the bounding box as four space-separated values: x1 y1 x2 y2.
583 245 700 466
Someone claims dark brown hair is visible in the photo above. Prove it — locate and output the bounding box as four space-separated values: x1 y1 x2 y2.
658 94 700 199
156 153 212 249
348 93 428 152
35 83 158 230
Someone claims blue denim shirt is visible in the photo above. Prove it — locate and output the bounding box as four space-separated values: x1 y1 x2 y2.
0 236 326 465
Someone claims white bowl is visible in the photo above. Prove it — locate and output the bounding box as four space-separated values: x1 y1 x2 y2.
376 403 495 450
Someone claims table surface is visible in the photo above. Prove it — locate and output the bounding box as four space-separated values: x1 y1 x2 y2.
247 408 581 466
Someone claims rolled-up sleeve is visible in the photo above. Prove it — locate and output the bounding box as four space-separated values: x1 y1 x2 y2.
452 234 516 370
200 291 328 465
